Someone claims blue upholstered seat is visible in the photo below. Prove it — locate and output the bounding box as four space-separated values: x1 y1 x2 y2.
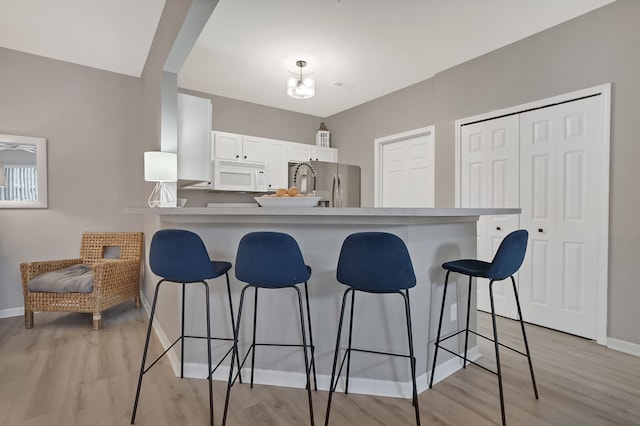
223 231 316 426
429 229 538 426
149 228 231 283
441 229 528 280
326 232 420 426
132 229 238 426
234 231 311 287
337 231 416 292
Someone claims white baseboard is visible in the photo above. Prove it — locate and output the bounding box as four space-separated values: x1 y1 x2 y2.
0 307 24 319
607 337 640 358
181 347 479 399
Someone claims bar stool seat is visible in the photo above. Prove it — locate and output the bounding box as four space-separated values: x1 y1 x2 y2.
325 232 420 426
429 229 539 426
222 231 316 426
131 229 240 426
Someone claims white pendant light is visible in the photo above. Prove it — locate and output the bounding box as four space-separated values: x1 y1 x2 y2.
287 60 315 99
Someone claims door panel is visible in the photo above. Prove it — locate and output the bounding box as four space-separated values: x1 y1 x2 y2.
381 132 434 207
519 96 603 339
460 115 519 318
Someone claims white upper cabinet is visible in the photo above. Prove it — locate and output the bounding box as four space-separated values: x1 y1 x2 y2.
287 143 313 162
313 146 338 162
213 131 267 163
212 132 241 160
266 139 290 190
210 130 339 192
287 144 338 162
177 93 212 183
242 136 267 162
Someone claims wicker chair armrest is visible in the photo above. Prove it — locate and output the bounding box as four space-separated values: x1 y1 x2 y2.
91 259 141 293
20 258 84 290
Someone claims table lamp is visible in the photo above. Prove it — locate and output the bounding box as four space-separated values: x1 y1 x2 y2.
144 151 177 207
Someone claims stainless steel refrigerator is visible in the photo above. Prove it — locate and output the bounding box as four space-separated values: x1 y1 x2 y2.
288 161 361 207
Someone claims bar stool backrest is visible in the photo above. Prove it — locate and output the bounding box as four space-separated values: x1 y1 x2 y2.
337 232 416 292
487 229 529 280
150 229 216 282
235 231 310 288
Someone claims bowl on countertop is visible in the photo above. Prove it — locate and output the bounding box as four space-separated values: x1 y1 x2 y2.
254 196 321 207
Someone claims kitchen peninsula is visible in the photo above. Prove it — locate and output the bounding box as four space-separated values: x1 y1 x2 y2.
124 206 519 398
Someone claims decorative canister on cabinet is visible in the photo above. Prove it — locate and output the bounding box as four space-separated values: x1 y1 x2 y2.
316 122 330 147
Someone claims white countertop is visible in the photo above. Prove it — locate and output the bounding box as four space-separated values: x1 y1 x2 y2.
123 206 520 225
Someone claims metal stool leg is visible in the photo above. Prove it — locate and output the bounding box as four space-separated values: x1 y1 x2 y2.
511 276 539 399
294 286 315 426
181 283 186 378
225 272 243 384
489 280 506 426
250 287 258 388
345 289 356 394
429 270 450 388
304 281 318 390
325 288 350 426
202 281 213 426
131 280 164 424
403 290 421 426
222 285 249 426
463 275 473 368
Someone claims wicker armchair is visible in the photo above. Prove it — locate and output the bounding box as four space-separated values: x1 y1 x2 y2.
20 232 143 330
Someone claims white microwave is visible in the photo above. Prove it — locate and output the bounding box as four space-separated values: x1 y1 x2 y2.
212 159 267 192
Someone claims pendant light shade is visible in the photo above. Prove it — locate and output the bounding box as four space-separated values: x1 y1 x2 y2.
287 60 315 99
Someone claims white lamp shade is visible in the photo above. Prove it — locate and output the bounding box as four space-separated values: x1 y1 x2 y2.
144 151 177 182
287 71 315 99
0 163 5 187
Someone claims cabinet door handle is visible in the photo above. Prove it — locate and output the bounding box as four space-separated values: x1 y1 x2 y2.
496 226 501 231
244 155 247 159
235 155 239 158
538 228 543 233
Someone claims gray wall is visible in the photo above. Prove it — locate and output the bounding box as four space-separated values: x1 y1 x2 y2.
182 89 322 146
326 0 640 345
0 47 144 312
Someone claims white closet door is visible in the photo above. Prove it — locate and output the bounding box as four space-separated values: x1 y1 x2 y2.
381 133 434 207
460 115 520 318
519 96 603 339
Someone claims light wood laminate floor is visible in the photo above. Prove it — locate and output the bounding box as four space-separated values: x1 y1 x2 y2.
1 303 639 425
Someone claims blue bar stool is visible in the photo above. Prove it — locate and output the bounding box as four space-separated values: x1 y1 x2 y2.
325 232 420 426
131 229 241 426
429 229 538 426
222 231 316 426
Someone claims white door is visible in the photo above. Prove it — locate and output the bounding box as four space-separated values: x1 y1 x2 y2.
460 116 520 318
380 130 435 207
518 96 604 339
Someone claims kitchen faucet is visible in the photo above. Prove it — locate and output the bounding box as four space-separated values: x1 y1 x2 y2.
292 161 317 194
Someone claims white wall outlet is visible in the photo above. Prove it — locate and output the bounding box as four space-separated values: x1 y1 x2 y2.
450 302 457 322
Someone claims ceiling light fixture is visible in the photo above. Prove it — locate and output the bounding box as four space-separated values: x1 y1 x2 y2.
287 60 315 100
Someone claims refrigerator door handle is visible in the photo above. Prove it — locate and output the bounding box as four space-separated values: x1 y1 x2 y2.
332 174 338 207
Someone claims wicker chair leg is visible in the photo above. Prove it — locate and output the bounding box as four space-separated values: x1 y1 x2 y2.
93 313 102 330
135 295 141 309
25 310 34 329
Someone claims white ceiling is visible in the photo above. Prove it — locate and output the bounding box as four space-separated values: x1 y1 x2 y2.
1 0 616 118
0 0 165 77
